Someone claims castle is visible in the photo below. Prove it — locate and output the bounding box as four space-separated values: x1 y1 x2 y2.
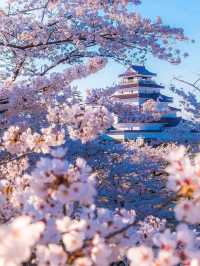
106 65 182 141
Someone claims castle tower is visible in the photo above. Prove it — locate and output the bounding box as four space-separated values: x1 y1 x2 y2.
110 65 181 134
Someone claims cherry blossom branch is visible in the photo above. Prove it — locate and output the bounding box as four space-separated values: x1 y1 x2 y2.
41 0 50 23
0 38 74 50
39 50 80 76
12 56 26 81
174 77 200 92
68 193 177 260
105 195 177 242
0 152 32 166
8 6 45 16
193 77 200 86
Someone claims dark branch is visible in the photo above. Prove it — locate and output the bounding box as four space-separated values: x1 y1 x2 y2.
12 56 26 81
0 152 32 166
174 77 200 92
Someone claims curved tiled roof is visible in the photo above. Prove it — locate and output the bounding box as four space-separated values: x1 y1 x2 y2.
119 65 157 77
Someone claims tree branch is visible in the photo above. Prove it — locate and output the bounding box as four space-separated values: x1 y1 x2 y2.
12 56 26 81
0 152 32 166
193 78 200 86
174 77 200 92
41 0 50 23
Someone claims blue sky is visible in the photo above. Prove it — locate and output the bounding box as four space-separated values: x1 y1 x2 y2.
73 0 200 94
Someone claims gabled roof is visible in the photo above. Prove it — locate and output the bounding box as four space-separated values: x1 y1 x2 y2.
119 65 157 77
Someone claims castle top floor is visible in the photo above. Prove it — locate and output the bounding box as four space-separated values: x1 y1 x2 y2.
117 65 164 92
119 65 157 78
119 65 159 85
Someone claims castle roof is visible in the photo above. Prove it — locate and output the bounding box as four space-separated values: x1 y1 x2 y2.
112 93 173 103
118 82 164 89
119 65 157 77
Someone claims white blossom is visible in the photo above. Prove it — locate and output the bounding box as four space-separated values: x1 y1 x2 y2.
0 216 44 266
36 244 67 266
62 230 85 252
127 246 154 266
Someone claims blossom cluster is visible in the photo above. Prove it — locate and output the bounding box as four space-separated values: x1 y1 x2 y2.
166 146 200 224
47 104 114 143
0 146 140 265
2 126 65 154
29 151 96 205
0 216 44 266
0 58 107 124
127 223 200 266
1 127 200 265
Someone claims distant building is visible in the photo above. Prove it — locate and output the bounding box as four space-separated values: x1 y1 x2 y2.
107 65 182 141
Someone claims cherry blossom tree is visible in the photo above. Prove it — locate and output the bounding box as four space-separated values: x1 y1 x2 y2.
170 79 200 129
0 0 187 131
0 0 186 82
126 146 200 266
0 1 198 266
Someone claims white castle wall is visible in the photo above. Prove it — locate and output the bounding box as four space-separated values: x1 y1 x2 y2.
114 123 164 131
105 130 200 143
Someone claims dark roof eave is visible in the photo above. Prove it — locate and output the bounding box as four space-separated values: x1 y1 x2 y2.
131 65 157 76
119 73 157 77
118 83 164 89
111 93 173 101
